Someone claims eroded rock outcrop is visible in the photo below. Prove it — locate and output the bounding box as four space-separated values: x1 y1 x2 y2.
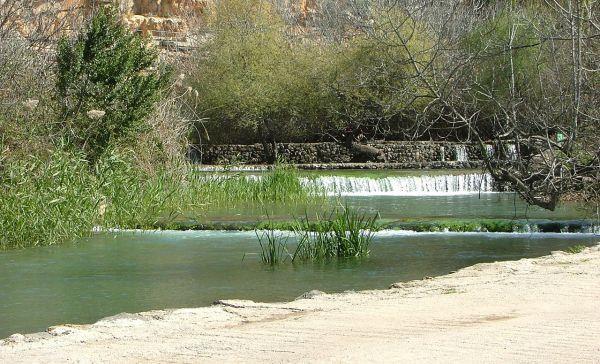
120 0 206 38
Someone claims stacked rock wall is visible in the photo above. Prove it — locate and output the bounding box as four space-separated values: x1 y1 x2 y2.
193 141 489 166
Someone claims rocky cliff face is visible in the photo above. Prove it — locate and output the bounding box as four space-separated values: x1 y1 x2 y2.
120 0 205 38
15 1 315 50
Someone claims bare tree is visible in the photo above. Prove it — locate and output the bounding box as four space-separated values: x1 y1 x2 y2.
366 0 599 211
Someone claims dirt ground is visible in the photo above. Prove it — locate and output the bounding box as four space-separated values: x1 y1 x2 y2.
1 245 599 363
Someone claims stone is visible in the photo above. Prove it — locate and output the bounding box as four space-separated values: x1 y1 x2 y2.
296 290 325 300
48 325 78 336
194 141 490 168
5 333 26 344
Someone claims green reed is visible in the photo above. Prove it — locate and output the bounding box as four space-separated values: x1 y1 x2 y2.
191 164 317 206
0 152 99 249
255 229 291 266
0 152 319 249
292 207 380 262
255 207 381 265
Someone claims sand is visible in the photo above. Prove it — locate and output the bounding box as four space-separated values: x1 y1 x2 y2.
1 245 599 363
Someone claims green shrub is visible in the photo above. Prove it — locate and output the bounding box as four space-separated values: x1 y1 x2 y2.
190 0 331 144
189 3 436 144
459 10 547 121
56 7 170 165
325 10 433 140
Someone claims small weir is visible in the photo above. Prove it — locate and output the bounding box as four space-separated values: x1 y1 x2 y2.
1 168 594 339
299 173 495 196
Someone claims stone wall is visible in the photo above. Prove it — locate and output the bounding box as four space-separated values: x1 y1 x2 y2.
192 141 491 166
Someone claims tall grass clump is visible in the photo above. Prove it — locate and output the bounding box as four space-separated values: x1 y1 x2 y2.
0 153 99 249
96 161 320 229
255 229 291 266
95 152 190 229
254 207 380 265
192 164 317 206
292 207 380 261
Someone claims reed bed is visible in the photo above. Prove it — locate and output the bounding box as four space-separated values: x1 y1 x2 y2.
191 164 316 206
0 153 99 249
255 229 291 266
0 153 317 249
292 208 380 261
255 207 381 265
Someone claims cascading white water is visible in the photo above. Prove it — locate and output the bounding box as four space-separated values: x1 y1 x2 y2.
202 171 496 196
300 173 495 196
506 144 518 160
455 145 469 162
485 144 495 158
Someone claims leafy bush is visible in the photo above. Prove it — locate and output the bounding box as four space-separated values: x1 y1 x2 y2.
189 2 435 144
56 7 170 165
190 0 331 145
325 10 433 140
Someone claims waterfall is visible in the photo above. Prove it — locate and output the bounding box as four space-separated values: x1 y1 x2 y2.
485 144 494 158
455 145 469 162
300 173 495 196
506 144 518 160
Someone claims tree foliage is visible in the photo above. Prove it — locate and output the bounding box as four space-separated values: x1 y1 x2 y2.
56 7 170 165
191 0 329 146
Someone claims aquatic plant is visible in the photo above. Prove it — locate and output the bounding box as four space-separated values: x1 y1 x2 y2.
191 164 319 206
565 245 586 254
0 152 320 249
255 229 291 266
292 207 380 261
253 207 380 265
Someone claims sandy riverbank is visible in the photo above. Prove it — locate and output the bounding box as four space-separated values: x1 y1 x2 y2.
1 245 599 363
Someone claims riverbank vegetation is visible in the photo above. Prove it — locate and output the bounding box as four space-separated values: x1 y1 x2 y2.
0 8 317 249
186 0 599 211
255 207 381 265
1 1 598 248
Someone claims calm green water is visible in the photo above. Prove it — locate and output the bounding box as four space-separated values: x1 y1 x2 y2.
200 194 586 222
194 169 587 221
0 230 597 338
